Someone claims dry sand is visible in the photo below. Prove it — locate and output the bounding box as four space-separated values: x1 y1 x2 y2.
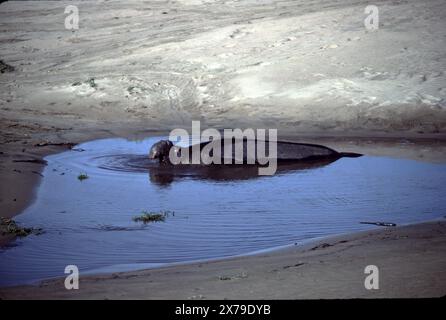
1 220 445 299
1 0 446 133
1 0 446 298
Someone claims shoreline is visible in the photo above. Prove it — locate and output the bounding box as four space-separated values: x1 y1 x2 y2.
3 127 446 218
2 0 446 236
1 219 445 299
18 218 443 287
2 128 446 247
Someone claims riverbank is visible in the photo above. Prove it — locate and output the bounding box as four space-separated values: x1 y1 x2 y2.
2 122 446 247
1 220 445 299
1 117 446 246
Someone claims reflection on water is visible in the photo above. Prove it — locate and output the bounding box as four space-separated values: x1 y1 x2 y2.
0 136 445 286
94 153 339 186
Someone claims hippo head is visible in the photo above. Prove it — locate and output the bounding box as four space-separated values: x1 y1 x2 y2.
148 140 174 163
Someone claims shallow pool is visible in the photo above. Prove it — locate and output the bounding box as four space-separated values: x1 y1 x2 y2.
1 136 445 286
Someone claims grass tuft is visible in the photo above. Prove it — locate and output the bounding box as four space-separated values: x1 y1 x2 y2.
0 217 43 237
77 173 89 181
132 211 172 224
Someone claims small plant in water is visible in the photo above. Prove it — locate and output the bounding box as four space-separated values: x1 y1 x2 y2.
77 173 89 181
0 217 43 237
132 210 172 224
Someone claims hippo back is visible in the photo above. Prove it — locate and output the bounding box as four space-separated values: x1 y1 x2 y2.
276 141 338 161
217 139 339 163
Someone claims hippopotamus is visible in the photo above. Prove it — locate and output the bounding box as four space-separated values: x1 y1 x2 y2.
148 140 174 163
148 138 361 164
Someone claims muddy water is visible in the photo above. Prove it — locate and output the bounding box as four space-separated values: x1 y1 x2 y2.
1 136 446 286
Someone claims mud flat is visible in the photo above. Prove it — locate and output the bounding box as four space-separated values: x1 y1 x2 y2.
1 220 445 299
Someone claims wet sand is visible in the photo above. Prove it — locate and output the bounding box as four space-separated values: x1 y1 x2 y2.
1 220 445 299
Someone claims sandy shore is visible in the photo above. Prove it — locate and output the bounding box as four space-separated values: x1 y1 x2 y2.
1 220 445 299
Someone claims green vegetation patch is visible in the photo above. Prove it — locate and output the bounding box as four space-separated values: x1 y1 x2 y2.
77 173 89 181
132 210 172 224
1 217 43 237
